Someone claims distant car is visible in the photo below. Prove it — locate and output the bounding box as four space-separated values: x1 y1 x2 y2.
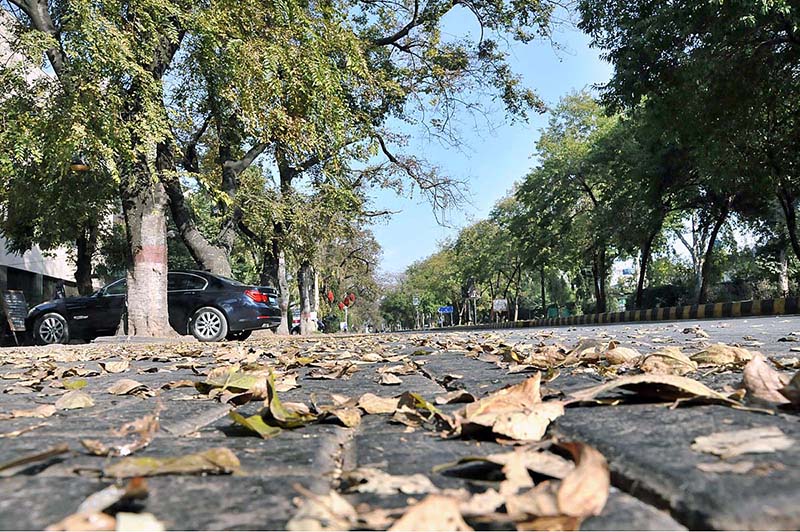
26 271 282 344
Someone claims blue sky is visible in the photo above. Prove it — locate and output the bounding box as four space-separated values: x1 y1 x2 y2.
370 15 613 274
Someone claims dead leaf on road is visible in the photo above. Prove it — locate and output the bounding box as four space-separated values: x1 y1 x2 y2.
46 512 115 531
357 393 399 414
8 404 56 419
81 406 161 457
107 379 153 397
286 485 357 531
343 467 438 495
0 443 70 473
115 513 164 532
435 390 476 405
229 411 282 439
743 354 791 405
101 360 130 374
389 494 473 531
379 373 403 386
638 347 697 375
568 374 741 407
691 344 754 367
692 426 794 459
556 442 609 517
435 447 574 481
104 447 240 478
55 390 95 410
696 461 755 474
603 347 640 365
779 371 800 406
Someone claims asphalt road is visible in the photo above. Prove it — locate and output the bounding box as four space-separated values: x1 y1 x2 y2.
0 316 797 530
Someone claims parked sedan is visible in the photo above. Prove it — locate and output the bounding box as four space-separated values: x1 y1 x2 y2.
26 271 282 344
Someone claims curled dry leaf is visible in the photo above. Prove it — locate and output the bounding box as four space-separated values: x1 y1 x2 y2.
101 360 130 374
691 426 794 459
638 347 697 375
743 354 791 405
379 373 403 386
357 393 399 414
9 404 56 419
779 371 800 406
104 447 240 478
435 447 574 481
568 373 741 407
455 374 562 441
263 372 317 428
55 390 95 410
603 346 640 365
107 379 152 397
81 406 161 457
342 467 439 495
47 478 148 531
286 485 357 531
435 390 476 405
388 494 473 531
229 410 282 439
556 442 610 517
691 344 754 366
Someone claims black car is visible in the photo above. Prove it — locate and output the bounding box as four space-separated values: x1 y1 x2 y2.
26 271 282 344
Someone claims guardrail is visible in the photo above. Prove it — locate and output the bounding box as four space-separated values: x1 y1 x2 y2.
430 297 800 331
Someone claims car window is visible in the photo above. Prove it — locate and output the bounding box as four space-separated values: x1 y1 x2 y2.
104 279 126 296
168 273 207 291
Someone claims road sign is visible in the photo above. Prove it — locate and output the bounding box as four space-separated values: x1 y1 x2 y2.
412 296 420 306
492 299 508 312
438 306 453 314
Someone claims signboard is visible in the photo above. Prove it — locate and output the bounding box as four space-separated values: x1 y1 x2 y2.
412 296 420 306
438 306 454 314
492 299 508 312
1 290 28 334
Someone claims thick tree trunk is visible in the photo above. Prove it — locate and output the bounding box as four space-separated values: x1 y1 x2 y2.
635 230 657 309
540 265 546 317
120 158 175 337
75 222 98 296
298 261 315 335
698 208 729 304
777 188 800 262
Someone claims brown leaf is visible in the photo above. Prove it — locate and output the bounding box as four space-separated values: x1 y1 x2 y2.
100 360 130 374
107 379 152 397
435 390 476 405
343 467 439 495
115 512 164 532
81 407 161 457
691 344 755 366
389 495 473 531
779 371 800 406
638 347 697 375
696 461 755 474
379 373 403 386
691 426 794 459
104 447 240 478
568 374 741 407
55 390 95 410
0 443 70 473
556 442 610 517
357 393 400 414
286 486 357 531
325 407 362 428
45 512 116 531
743 354 791 404
603 347 640 365
435 447 574 481
10 404 56 418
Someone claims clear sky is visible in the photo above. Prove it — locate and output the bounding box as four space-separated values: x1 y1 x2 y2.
369 15 613 275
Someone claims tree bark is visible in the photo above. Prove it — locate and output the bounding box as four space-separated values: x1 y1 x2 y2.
540 265 546 317
635 230 658 309
75 221 98 296
119 155 175 337
779 244 790 297
698 207 729 304
275 241 290 335
298 260 315 335
777 187 800 261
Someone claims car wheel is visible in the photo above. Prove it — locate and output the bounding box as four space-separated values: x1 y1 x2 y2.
190 307 228 342
34 313 70 345
225 330 252 341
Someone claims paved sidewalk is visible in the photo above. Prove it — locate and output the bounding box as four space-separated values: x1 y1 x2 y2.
0 318 798 530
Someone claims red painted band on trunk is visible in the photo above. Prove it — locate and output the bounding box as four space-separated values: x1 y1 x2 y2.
134 245 167 264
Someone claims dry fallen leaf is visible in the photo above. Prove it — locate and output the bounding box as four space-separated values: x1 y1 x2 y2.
389 495 473 531
107 379 152 397
691 344 754 366
743 354 791 405
603 346 640 365
779 371 800 406
435 390 476 405
0 443 70 473
638 347 697 375
357 393 400 414
81 407 161 457
46 512 116 531
691 426 794 459
696 461 755 474
229 411 282 439
55 390 95 410
115 512 164 532
101 360 130 374
435 447 574 481
568 373 741 407
343 467 439 495
455 374 563 441
286 486 357 531
379 373 403 386
104 447 240 478
9 404 56 419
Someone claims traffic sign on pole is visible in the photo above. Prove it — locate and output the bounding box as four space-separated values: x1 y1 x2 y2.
438 306 453 314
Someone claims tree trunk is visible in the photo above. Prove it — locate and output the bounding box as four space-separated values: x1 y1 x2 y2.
75 221 98 296
635 230 658 309
119 157 175 337
777 188 800 261
298 261 315 335
598 247 608 313
161 170 232 276
540 265 546 317
275 241 290 335
698 208 729 304
779 244 789 297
